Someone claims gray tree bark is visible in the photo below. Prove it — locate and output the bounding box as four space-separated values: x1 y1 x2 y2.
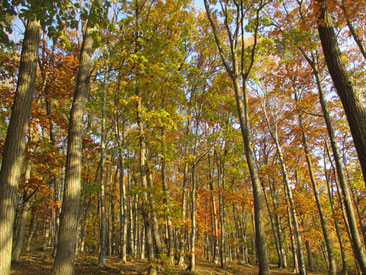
12 163 32 262
51 24 94 275
0 19 41 275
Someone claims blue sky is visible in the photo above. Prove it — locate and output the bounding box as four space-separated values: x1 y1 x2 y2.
193 0 205 10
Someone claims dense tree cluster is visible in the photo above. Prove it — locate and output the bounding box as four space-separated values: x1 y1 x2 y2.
0 0 365 274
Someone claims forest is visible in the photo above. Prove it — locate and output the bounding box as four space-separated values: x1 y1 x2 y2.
0 0 365 274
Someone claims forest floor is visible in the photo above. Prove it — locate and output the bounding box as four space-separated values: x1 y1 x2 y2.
11 252 320 274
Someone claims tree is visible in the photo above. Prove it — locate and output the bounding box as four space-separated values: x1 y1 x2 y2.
316 0 366 184
204 1 270 273
0 18 41 275
261 93 307 274
51 18 96 275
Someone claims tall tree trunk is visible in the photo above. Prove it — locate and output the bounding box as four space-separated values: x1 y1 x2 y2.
262 182 281 267
263 106 307 274
108 164 115 256
146 167 163 256
79 195 92 254
52 177 61 256
161 122 174 261
232 204 242 263
140 221 145 259
204 2 269 272
162 159 174 261
296 105 337 275
188 163 197 272
233 80 269 275
79 161 100 254
188 116 200 272
43 69 59 254
25 212 38 252
301 47 366 273
0 19 41 275
51 24 94 275
270 181 287 268
133 193 139 258
323 149 348 274
309 59 366 272
208 155 219 264
136 87 156 274
178 114 191 267
128 174 135 257
305 241 314 272
121 163 128 261
217 162 227 268
115 104 128 261
286 204 299 273
350 187 366 245
42 220 51 251
316 0 366 183
98 72 107 267
204 199 210 261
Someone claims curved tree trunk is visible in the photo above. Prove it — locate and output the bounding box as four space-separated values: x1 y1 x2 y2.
340 0 366 61
204 2 269 272
0 19 41 275
317 0 366 184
